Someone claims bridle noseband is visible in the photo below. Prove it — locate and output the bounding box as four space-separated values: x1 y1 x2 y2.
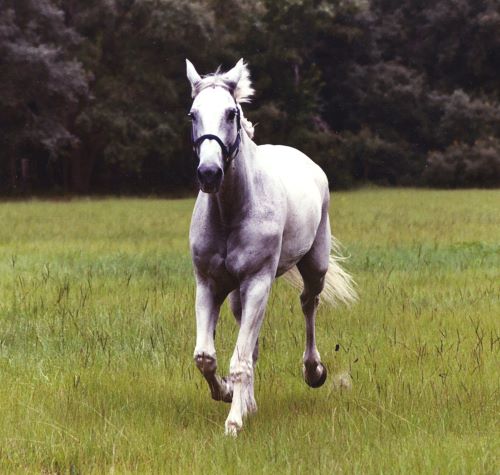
191 105 241 173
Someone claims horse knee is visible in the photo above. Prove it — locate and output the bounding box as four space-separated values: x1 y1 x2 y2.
229 356 253 383
299 272 326 306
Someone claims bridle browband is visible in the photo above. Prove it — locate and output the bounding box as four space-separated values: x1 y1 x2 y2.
191 103 242 173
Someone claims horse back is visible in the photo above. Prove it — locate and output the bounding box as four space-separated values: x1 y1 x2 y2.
255 144 330 272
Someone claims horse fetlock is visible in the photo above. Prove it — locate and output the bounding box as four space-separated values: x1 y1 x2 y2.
194 352 217 375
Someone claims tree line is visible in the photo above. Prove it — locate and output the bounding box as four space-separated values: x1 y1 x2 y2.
1 0 499 194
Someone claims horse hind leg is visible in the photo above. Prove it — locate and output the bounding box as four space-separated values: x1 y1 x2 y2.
297 227 330 388
298 275 328 388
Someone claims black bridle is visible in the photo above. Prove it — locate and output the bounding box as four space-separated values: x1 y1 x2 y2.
191 106 242 173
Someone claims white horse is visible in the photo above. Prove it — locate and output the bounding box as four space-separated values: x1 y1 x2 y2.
186 59 357 436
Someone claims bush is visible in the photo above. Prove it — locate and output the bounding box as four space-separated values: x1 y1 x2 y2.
424 137 500 187
338 128 420 186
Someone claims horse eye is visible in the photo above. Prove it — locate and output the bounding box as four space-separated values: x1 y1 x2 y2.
188 112 196 122
227 109 237 121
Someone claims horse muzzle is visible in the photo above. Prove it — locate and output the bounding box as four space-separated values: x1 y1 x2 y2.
197 165 223 193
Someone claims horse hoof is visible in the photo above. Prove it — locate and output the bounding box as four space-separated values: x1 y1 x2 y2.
209 376 233 403
304 362 327 388
219 376 234 403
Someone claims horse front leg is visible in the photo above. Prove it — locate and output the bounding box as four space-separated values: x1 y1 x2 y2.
225 275 272 436
193 280 232 402
228 290 260 365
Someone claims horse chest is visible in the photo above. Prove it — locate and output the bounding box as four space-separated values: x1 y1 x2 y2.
191 231 228 279
191 218 282 282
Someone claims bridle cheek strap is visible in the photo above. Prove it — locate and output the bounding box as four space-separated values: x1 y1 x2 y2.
192 108 241 173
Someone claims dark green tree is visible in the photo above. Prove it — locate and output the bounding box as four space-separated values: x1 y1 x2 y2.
330 0 500 186
0 0 88 192
1 0 499 192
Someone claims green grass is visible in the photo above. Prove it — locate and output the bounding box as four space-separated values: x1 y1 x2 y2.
0 189 498 474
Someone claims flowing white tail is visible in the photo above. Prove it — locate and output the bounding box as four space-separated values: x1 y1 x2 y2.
284 236 358 306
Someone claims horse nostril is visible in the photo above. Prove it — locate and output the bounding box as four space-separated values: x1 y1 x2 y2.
197 167 205 182
197 165 222 184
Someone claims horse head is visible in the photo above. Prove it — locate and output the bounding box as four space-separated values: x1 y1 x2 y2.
186 59 254 193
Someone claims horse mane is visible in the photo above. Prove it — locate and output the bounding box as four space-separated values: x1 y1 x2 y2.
239 107 255 139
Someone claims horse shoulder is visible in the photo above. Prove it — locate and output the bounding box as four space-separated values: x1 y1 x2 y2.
190 196 230 282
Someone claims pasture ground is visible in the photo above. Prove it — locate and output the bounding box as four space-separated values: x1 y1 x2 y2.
0 189 498 474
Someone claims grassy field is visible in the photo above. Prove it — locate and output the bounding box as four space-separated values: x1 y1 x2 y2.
0 189 498 474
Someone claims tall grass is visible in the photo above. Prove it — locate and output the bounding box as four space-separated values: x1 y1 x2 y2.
0 189 498 473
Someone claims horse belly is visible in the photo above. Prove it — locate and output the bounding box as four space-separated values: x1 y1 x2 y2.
269 161 325 275
277 196 323 274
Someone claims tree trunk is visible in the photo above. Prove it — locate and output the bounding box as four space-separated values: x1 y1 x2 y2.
9 154 17 192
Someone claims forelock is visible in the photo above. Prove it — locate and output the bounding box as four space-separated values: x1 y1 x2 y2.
192 64 254 104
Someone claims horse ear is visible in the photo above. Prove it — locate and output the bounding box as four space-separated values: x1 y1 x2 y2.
186 59 201 95
221 58 245 91
223 59 254 103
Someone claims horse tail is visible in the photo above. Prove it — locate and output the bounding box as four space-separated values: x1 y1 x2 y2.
321 235 358 306
284 235 358 306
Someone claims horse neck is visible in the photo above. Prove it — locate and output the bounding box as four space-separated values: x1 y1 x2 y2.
213 131 256 225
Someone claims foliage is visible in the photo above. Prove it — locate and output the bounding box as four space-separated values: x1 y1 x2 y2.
0 0 88 191
362 0 500 187
1 0 499 193
425 137 500 187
